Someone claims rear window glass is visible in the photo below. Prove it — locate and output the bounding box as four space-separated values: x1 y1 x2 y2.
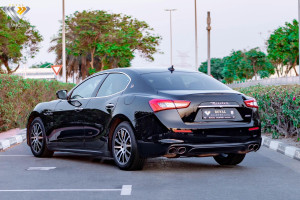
142 72 231 90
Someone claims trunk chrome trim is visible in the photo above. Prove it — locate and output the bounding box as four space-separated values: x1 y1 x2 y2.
198 105 240 108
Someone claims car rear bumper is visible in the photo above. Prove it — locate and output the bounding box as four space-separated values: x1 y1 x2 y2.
137 137 262 158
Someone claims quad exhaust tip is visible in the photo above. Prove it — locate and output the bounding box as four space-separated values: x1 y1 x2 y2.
248 144 259 151
248 144 254 151
168 147 177 154
177 147 186 154
167 147 187 155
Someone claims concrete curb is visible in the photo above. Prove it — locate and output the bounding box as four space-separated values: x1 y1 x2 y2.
262 136 300 161
0 129 26 151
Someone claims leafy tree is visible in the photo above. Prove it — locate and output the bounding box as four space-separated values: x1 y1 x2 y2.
222 50 250 83
30 62 53 68
50 10 161 80
222 48 274 83
0 10 42 74
267 20 299 76
245 48 274 80
198 58 225 81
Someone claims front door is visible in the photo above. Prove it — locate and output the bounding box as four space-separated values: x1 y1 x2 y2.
50 74 106 150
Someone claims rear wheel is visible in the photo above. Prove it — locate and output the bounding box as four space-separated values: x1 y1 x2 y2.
29 117 54 157
112 122 145 170
213 153 245 165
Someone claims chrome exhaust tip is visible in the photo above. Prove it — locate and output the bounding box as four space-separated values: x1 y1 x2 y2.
253 144 259 151
248 144 254 151
177 147 186 155
168 147 177 154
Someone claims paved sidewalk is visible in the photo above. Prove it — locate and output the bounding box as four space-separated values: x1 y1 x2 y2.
0 129 26 151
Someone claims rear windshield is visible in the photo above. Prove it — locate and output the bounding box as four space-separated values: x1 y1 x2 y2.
142 72 231 91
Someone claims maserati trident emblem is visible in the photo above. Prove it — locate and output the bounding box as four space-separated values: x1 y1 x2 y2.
1 5 30 23
204 111 211 116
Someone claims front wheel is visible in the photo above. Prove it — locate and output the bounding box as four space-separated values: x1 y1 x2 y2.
213 153 246 165
29 117 54 157
112 122 145 170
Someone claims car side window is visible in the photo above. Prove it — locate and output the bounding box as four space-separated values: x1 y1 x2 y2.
71 75 105 99
97 73 130 97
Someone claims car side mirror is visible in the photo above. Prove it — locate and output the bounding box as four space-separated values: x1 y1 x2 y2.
56 90 68 100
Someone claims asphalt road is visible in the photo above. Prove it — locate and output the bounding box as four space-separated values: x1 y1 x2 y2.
1 143 300 200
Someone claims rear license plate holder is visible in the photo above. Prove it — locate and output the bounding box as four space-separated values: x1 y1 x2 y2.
202 108 236 120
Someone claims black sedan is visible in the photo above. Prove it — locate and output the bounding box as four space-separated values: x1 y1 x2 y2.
27 67 261 170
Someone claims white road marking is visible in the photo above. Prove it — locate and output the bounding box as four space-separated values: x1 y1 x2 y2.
0 189 120 192
0 155 32 157
121 185 132 196
27 167 56 171
0 185 132 195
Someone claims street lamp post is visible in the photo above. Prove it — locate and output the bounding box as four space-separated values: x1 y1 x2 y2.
62 0 66 83
165 9 177 66
207 11 211 76
298 0 300 82
194 0 199 71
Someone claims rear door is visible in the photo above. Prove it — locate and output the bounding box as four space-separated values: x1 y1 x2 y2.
84 73 131 151
51 74 106 149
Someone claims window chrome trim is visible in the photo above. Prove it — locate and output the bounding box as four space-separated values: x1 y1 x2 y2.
68 72 132 100
69 73 108 100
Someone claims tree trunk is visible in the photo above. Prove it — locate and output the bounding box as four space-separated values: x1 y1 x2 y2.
253 65 257 80
3 60 11 74
275 64 280 77
90 48 95 69
10 64 20 73
293 65 299 76
100 56 106 71
292 57 299 76
81 56 87 80
100 60 104 71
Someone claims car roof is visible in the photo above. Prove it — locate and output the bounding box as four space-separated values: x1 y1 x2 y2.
94 67 198 75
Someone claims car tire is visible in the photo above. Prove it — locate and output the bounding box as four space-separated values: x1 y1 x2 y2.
213 153 245 165
29 117 54 157
112 121 145 170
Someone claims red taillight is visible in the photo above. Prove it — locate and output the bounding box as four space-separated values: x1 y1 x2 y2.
249 127 259 131
172 129 192 133
149 99 191 112
244 99 258 108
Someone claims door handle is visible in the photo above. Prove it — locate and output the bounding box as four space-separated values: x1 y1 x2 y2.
106 103 115 111
75 107 83 112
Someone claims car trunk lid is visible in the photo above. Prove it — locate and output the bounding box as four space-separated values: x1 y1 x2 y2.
157 90 252 123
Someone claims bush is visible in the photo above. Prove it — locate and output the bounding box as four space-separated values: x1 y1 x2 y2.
238 85 300 139
0 75 75 132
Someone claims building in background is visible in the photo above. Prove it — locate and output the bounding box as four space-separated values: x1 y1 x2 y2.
13 68 55 80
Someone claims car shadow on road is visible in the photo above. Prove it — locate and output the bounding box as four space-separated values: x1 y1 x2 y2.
52 153 248 172
143 157 248 172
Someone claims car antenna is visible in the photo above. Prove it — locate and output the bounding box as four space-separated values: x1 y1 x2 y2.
168 65 175 73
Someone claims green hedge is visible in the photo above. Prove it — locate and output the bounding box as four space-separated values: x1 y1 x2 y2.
0 75 75 132
238 85 300 139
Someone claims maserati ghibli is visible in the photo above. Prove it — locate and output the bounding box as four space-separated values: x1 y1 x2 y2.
27 67 261 170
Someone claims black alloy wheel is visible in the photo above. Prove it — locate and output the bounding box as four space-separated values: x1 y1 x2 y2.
29 117 54 157
112 121 145 170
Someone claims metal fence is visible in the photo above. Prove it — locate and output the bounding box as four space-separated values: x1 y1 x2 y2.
227 76 300 88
